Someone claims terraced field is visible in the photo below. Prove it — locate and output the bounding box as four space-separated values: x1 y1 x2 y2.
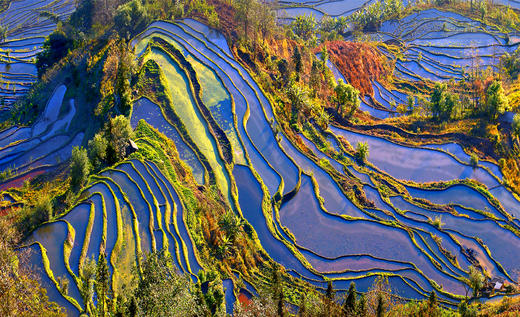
15 14 520 314
0 83 83 193
0 0 77 107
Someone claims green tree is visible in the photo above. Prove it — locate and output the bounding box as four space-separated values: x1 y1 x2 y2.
0 25 7 41
218 211 243 242
292 46 302 79
107 115 134 163
70 146 91 191
235 0 254 39
427 291 437 310
458 300 478 317
376 293 385 317
430 82 458 121
486 80 509 121
196 270 224 315
512 113 520 138
334 79 360 118
344 282 357 316
0 217 65 317
469 265 484 298
80 256 96 315
358 293 368 316
291 14 316 41
470 153 479 168
113 0 149 39
355 142 369 163
96 253 110 316
88 133 108 169
36 29 73 77
319 46 329 73
115 47 133 115
136 251 201 316
277 58 289 82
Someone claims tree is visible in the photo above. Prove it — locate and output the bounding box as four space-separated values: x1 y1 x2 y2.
88 133 108 169
291 14 316 41
485 80 509 121
196 270 224 315
0 25 7 42
513 114 520 138
80 256 96 315
430 82 458 121
257 0 277 43
376 293 385 317
292 46 302 79
70 146 91 191
316 107 331 130
427 291 437 310
235 0 254 39
36 29 74 77
355 142 369 163
299 294 306 317
0 217 65 317
107 115 134 163
136 251 201 316
406 95 414 114
309 60 321 95
277 58 289 82
469 265 484 298
218 211 243 242
470 153 479 168
344 282 357 316
357 294 368 316
115 46 133 115
319 46 329 73
113 0 149 39
458 300 478 317
96 253 111 316
334 79 360 118
326 281 335 301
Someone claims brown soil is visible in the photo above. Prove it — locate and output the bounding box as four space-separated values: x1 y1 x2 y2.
320 41 391 96
0 169 49 192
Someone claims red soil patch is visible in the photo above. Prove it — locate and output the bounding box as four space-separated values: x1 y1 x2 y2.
319 41 390 96
0 169 48 192
238 292 252 306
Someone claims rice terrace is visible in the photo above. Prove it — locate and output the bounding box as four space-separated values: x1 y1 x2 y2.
3 0 520 316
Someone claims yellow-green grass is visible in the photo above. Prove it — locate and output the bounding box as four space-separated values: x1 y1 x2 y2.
139 33 245 165
142 48 232 205
128 160 169 256
92 175 142 278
